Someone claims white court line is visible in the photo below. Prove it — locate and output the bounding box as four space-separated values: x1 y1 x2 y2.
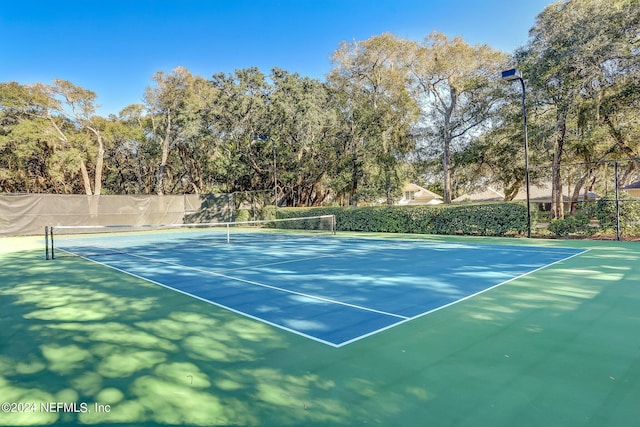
340 238 585 256
58 243 589 348
58 248 407 348
62 251 343 347
92 250 409 321
334 248 591 347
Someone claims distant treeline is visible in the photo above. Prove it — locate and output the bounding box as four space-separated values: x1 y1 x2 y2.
1 0 638 219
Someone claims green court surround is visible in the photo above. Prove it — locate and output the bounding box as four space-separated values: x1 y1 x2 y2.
1 234 639 426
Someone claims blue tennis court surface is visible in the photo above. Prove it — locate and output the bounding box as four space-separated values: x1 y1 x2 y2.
59 235 586 347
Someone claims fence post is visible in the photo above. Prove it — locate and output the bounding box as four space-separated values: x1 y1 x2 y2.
45 226 49 260
614 160 621 241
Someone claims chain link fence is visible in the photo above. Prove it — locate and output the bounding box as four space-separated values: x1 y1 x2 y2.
531 158 640 240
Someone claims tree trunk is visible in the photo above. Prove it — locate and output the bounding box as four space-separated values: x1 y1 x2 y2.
603 113 640 176
441 88 456 204
350 149 359 206
570 176 586 216
551 111 567 219
79 159 92 195
93 133 105 196
385 167 393 205
157 110 172 195
442 138 452 203
551 150 564 219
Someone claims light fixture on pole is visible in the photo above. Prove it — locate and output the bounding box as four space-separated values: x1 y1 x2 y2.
501 68 531 238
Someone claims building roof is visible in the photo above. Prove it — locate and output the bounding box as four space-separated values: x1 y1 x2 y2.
398 183 443 205
454 182 600 203
452 187 504 203
403 183 443 199
513 182 599 202
623 180 640 190
402 183 442 199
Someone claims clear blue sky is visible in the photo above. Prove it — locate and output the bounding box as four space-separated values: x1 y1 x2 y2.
1 0 554 116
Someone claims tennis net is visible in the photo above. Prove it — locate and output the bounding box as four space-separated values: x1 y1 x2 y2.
45 214 336 259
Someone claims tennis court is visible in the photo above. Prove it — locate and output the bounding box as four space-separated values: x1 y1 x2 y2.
50 222 587 347
1 227 639 426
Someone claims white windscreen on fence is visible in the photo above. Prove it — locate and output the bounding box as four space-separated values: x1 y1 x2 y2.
0 194 234 236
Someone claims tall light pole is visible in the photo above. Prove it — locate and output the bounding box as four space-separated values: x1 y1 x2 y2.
501 68 531 238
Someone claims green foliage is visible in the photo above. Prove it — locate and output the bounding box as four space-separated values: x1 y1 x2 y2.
262 205 276 221
547 214 593 238
277 203 528 237
595 193 640 235
328 33 421 205
515 0 640 219
235 205 276 223
545 193 640 238
235 209 250 222
2 0 639 209
409 32 509 203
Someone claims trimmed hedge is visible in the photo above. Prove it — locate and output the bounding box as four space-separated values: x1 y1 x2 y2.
276 203 528 237
594 195 640 235
547 214 594 237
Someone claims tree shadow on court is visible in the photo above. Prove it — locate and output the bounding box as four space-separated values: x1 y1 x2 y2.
403 241 640 427
0 250 354 426
2 240 639 426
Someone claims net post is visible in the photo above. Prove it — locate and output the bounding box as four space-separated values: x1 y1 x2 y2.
331 215 336 235
226 223 230 244
45 226 49 260
50 226 55 260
